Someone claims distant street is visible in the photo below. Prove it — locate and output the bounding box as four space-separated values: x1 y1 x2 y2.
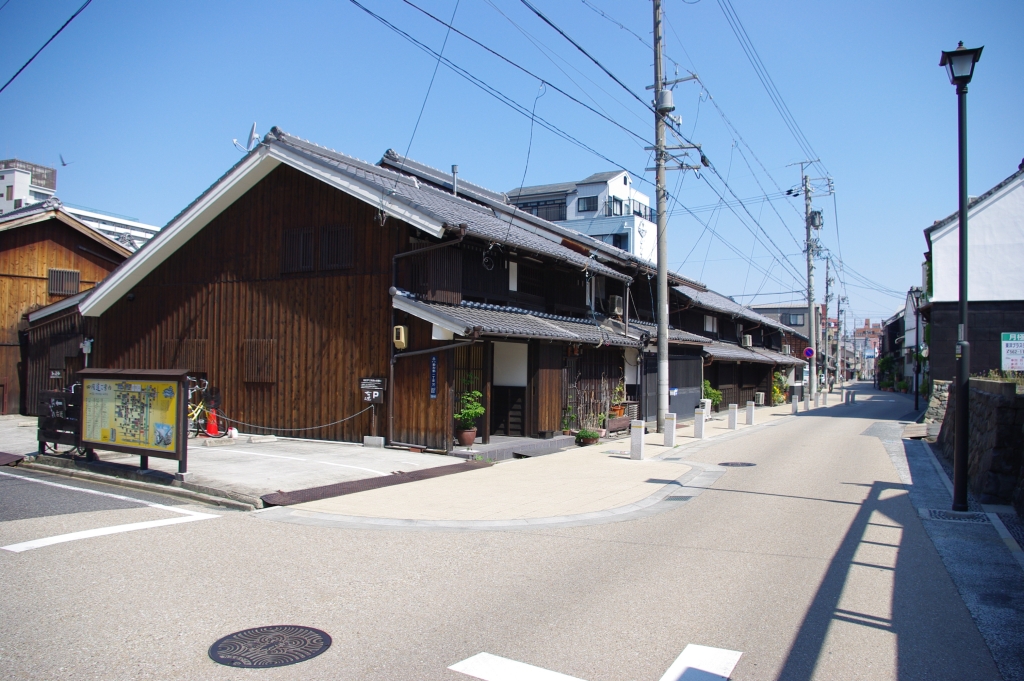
1 383 1019 680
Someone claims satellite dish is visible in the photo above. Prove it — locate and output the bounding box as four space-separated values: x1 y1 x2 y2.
232 122 260 153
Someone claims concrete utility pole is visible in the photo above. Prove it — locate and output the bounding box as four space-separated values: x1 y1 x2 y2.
653 0 669 432
824 257 830 392
803 171 817 399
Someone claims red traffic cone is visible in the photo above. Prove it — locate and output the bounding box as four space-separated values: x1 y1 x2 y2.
205 408 220 437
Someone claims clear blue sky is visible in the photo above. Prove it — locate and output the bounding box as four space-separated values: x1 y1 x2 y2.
3 0 1022 326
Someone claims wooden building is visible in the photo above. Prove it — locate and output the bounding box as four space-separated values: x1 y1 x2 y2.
0 198 129 414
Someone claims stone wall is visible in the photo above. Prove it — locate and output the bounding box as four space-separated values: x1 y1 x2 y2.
924 379 950 424
936 378 1024 514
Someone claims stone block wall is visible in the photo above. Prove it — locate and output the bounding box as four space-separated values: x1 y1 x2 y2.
924 379 950 424
936 378 1024 514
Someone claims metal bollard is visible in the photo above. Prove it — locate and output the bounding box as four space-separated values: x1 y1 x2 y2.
728 404 738 429
630 420 645 460
694 408 706 439
746 400 755 425
664 413 676 447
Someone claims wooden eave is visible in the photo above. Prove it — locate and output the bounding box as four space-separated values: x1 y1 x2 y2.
0 210 132 259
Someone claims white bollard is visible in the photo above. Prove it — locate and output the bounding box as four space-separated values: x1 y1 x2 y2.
701 398 712 415
694 408 706 439
746 401 755 425
630 420 645 460
792 394 799 414
664 413 676 447
841 388 847 404
814 393 820 408
851 392 857 403
728 404 738 429
822 391 828 406
804 392 811 411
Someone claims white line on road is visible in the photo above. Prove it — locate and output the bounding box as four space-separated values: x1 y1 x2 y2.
207 448 387 476
658 644 743 681
0 470 218 553
449 653 587 681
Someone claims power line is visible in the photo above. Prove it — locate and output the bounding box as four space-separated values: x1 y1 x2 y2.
518 0 654 115
399 0 651 146
0 0 93 96
402 0 461 163
715 0 827 178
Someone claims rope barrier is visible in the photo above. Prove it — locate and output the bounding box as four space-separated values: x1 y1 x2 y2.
214 405 374 434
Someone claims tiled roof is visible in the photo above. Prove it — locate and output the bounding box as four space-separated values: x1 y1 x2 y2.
271 130 628 282
925 165 1024 236
674 283 797 334
701 341 806 366
622 318 711 345
393 290 641 347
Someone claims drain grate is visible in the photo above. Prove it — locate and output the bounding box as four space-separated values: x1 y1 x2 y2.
718 462 756 467
209 626 331 668
923 509 990 524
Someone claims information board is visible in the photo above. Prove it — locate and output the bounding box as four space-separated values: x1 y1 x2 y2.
78 369 188 465
82 378 179 453
1002 332 1024 371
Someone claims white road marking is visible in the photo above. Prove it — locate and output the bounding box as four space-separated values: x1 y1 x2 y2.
2 515 216 552
450 645 743 681
658 644 743 681
0 470 218 553
450 653 586 681
206 448 387 476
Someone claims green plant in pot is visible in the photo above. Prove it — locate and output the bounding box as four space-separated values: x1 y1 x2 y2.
454 389 485 447
576 428 600 445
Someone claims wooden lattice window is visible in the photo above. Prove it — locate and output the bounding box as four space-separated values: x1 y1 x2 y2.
320 225 354 270
163 339 207 373
281 228 314 273
48 269 80 296
243 339 277 383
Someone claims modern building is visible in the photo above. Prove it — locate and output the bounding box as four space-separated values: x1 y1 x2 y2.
506 170 657 261
0 159 158 250
922 160 1024 380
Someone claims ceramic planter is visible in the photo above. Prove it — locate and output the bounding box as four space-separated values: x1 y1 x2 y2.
455 428 477 447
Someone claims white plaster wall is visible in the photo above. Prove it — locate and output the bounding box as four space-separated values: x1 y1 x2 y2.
493 342 528 387
931 176 1024 302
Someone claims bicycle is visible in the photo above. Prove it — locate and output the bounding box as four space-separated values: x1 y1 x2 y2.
186 376 227 438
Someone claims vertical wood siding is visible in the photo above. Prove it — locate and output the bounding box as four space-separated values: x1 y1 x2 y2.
0 218 124 413
95 165 399 443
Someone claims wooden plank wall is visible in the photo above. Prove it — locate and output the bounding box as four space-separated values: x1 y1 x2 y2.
24 311 98 415
96 165 401 443
0 217 124 413
391 313 454 450
529 341 564 435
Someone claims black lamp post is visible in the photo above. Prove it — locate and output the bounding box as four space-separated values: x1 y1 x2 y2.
939 41 983 512
909 287 922 411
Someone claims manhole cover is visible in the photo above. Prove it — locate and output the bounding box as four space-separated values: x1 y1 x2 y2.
923 509 989 524
209 626 331 668
718 462 756 467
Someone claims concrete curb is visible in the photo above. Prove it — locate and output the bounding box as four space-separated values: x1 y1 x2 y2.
258 460 725 531
16 461 256 512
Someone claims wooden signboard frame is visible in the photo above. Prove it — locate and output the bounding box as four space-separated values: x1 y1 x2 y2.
77 368 190 473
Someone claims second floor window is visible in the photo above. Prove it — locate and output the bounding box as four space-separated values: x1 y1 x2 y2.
704 315 718 334
577 196 597 213
782 313 805 326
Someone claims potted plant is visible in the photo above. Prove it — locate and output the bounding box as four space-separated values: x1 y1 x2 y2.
609 381 626 417
596 413 607 438
576 428 600 445
561 406 575 435
454 388 485 447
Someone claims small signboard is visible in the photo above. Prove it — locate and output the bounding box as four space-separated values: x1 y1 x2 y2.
804 347 815 359
359 377 386 391
429 355 438 399
1002 332 1024 371
49 370 62 380
78 369 188 469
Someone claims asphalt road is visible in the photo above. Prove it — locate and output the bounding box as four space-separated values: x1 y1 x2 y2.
0 383 1018 680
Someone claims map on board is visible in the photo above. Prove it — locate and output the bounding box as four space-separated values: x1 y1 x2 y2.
82 378 179 454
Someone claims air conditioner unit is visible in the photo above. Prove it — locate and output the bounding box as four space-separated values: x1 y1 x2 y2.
393 325 408 350
608 294 624 316
741 334 753 348
754 392 765 406
783 344 791 355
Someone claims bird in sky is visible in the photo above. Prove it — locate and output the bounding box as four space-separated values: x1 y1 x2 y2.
59 153 73 166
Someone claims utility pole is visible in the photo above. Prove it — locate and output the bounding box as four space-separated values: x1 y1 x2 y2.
824 257 831 393
803 170 817 399
653 0 669 432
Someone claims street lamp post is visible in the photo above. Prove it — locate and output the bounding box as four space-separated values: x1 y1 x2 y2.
910 287 922 412
940 41 983 512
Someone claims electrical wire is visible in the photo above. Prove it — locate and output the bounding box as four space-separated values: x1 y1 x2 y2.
402 0 461 162
716 0 827 177
0 0 93 95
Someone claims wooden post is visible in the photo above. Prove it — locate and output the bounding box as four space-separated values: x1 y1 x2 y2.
483 339 492 445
